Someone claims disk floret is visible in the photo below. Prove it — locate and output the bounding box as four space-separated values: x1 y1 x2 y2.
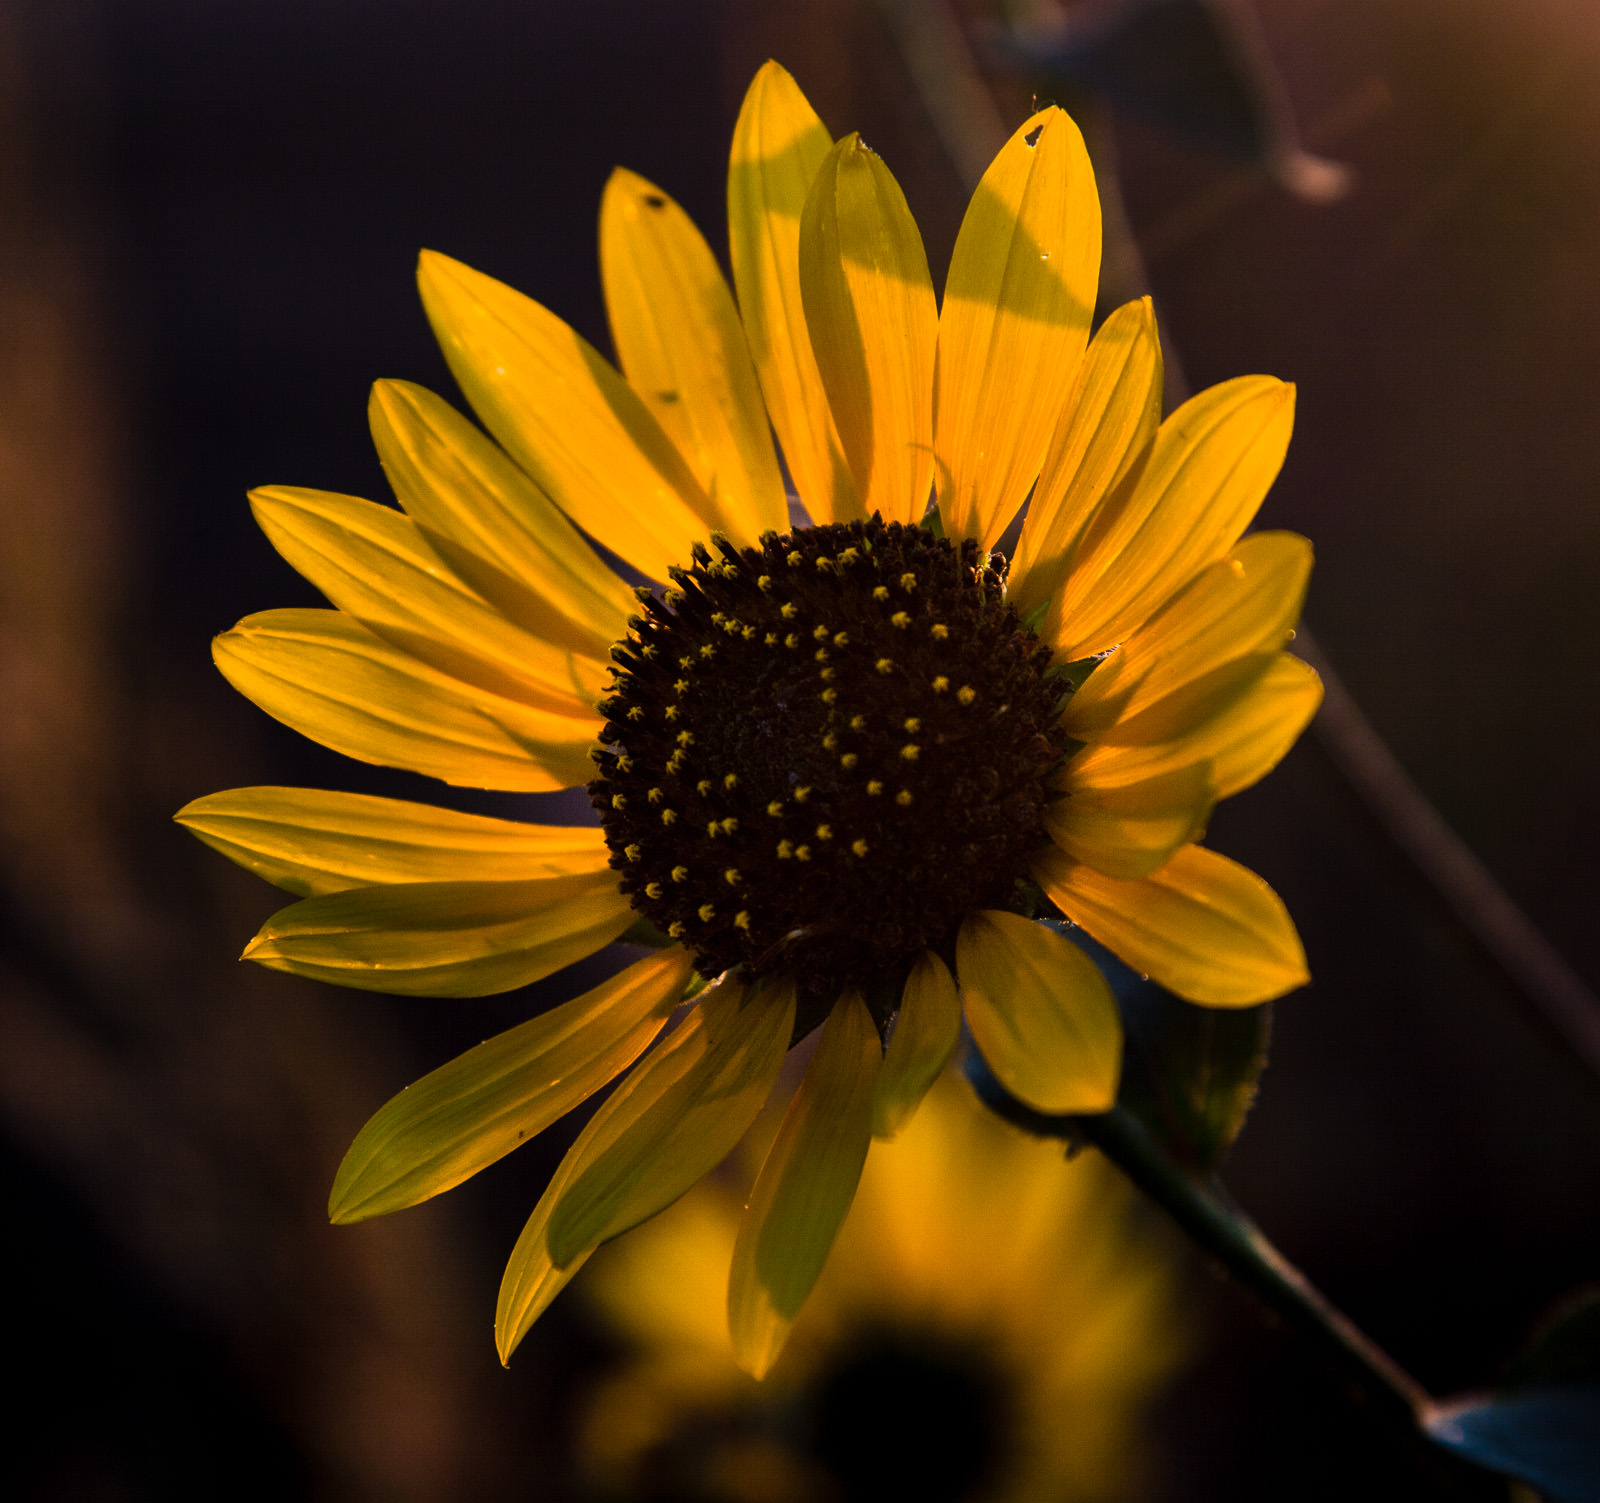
591 519 1068 1004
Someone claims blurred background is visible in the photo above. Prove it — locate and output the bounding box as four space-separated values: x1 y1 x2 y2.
1 0 1597 1497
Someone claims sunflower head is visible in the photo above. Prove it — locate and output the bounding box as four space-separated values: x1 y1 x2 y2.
178 59 1317 1377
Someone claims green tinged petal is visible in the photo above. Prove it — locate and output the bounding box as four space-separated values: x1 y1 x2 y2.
329 947 694 1222
957 910 1122 1114
728 990 880 1378
872 951 961 1139
242 871 633 997
175 785 608 896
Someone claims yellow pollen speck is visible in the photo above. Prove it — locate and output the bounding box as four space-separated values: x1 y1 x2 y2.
673 678 689 694
833 631 850 647
896 789 914 806
616 754 633 772
767 800 784 816
711 611 726 625
742 625 756 640
645 881 663 899
665 590 684 608
624 843 642 862
707 820 721 837
627 706 645 721
721 817 739 834
838 547 860 565
647 787 664 803
841 752 858 768
814 648 829 662
678 655 694 669
850 714 866 731
852 838 870 857
672 866 689 882
640 644 658 659
816 824 834 840
796 844 812 861
876 658 895 674
821 667 837 681
787 550 802 567
666 750 686 772
661 808 678 824
903 717 921 733
899 573 917 591
698 903 716 922
891 611 911 629
931 623 950 640
821 688 838 703
734 910 751 930
822 733 838 750
815 556 833 572
795 786 812 802
785 633 800 649
668 921 686 938
724 868 741 885
901 744 921 760
677 731 694 746
663 704 679 720
932 675 950 693
724 773 738 789
781 602 798 619
697 780 712 797
611 794 627 810
872 585 890 601
699 643 716 658
757 575 773 591
777 839 795 859
813 624 830 640
958 685 977 704
867 780 884 796
765 632 777 645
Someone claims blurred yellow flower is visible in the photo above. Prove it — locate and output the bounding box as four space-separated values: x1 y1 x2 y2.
579 1067 1191 1502
178 60 1317 1372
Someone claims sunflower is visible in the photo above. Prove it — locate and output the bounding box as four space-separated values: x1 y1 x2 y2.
177 61 1318 1377
576 1067 1190 1503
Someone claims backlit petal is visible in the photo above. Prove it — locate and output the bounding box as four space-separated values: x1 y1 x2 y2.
175 785 608 896
329 947 694 1222
1063 531 1312 745
1009 297 1163 616
935 108 1100 548
601 168 787 545
542 974 795 1266
251 486 608 717
418 250 714 579
1034 842 1309 1007
369 379 633 654
1048 755 1214 880
799 135 936 526
727 61 861 525
1047 375 1295 660
872 951 961 1139
957 910 1121 1114
241 870 633 997
728 990 880 1378
214 608 598 791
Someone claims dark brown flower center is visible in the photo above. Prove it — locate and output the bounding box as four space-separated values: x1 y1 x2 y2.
591 519 1068 1019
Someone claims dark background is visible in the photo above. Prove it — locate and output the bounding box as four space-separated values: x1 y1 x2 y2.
0 0 1596 1497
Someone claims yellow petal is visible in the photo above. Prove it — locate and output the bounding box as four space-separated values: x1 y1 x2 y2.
799 134 936 526
1009 297 1163 616
214 608 598 792
1063 531 1312 745
241 870 633 997
957 909 1121 1114
728 990 880 1378
935 108 1101 548
250 486 609 717
1048 755 1214 880
872 951 961 1139
175 785 609 896
369 379 633 655
418 250 714 580
1034 842 1309 1007
329 946 694 1222
727 61 862 525
542 973 796 1266
601 168 787 546
1047 375 1296 660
